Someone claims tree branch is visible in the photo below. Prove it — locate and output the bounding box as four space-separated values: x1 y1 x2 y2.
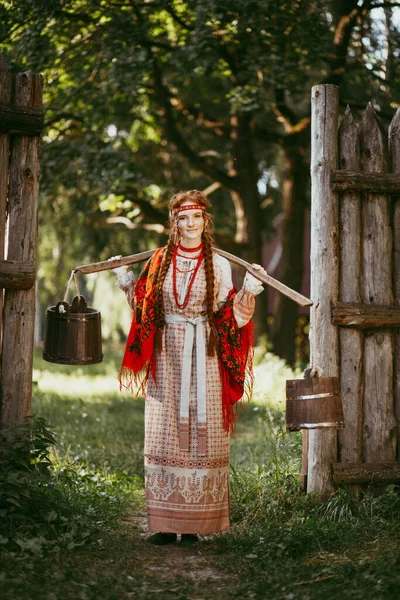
152 58 241 192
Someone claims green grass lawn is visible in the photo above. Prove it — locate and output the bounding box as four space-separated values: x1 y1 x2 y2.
1 348 400 599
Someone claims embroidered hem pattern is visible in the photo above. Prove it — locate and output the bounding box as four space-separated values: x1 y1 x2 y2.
145 463 230 534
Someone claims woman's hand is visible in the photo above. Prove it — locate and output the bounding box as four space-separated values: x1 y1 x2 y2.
250 263 268 278
242 264 267 296
108 255 130 277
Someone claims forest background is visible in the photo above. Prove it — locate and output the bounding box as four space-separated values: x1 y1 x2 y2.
2 0 400 364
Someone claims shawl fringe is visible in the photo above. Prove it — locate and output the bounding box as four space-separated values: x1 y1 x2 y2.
118 248 255 434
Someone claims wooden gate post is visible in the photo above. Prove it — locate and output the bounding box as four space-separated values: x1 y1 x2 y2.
0 71 43 424
308 84 339 495
389 109 400 459
0 64 11 353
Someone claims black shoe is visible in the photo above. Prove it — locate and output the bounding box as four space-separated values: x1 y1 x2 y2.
180 534 199 546
147 532 177 545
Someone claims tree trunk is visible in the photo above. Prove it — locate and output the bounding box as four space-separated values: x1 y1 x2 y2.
272 134 309 365
232 115 267 339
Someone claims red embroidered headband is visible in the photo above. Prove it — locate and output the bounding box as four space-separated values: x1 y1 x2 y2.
172 204 205 216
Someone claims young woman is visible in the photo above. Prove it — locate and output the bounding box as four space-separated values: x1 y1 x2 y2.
112 190 266 545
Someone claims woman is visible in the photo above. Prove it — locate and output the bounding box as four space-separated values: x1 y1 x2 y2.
112 190 266 545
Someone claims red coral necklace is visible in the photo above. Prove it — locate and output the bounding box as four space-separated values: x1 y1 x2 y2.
172 246 204 309
178 241 203 253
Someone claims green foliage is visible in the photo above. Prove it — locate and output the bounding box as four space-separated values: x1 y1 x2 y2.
0 416 57 531
3 350 400 598
0 412 135 561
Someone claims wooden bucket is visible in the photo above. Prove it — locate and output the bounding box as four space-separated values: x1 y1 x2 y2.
43 295 103 365
286 371 344 432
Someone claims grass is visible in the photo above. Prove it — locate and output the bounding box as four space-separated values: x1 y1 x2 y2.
1 347 400 599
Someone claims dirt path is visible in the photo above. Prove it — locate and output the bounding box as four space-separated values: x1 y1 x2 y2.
121 515 239 599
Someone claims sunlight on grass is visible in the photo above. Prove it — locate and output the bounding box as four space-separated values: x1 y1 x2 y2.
253 351 302 408
33 368 129 397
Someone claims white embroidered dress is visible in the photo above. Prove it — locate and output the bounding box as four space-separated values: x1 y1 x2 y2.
118 249 261 534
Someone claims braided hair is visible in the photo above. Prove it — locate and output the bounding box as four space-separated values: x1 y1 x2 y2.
154 190 217 356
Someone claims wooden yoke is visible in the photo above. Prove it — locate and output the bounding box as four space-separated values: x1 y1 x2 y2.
75 247 313 308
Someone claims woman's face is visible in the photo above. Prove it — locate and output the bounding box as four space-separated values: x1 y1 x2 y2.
176 201 205 246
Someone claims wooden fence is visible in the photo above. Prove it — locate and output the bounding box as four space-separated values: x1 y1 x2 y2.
0 60 43 425
307 84 400 494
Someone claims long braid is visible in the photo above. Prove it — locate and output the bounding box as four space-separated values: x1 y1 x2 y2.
154 236 175 350
202 222 217 356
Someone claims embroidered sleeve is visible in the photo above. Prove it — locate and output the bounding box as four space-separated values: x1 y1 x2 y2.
215 255 233 306
233 289 256 328
242 271 264 295
116 271 136 310
214 254 260 328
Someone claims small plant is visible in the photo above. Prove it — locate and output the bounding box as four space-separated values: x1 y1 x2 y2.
0 415 57 533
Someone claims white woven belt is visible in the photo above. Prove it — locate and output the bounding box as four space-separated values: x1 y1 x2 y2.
164 314 207 456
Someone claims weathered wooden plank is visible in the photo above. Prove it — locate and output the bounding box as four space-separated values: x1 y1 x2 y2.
308 84 339 496
0 70 11 361
332 462 400 485
332 170 400 193
0 102 44 136
332 302 400 327
1 73 42 425
359 103 396 464
389 108 400 460
301 431 308 490
338 105 363 466
0 260 35 289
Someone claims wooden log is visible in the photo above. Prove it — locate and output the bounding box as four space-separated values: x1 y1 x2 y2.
338 106 363 466
332 170 400 193
389 108 400 460
359 103 396 463
0 260 36 289
75 247 313 308
0 70 11 358
308 84 339 496
1 73 43 425
332 302 400 327
0 102 44 136
332 462 400 485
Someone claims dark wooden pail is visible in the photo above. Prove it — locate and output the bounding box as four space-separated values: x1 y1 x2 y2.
43 295 103 365
286 371 344 432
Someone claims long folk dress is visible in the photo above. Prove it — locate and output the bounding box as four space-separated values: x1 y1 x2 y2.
118 249 260 534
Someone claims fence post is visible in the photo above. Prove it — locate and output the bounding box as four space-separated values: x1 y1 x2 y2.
308 84 339 495
0 62 11 363
1 72 43 424
337 107 363 468
359 104 396 462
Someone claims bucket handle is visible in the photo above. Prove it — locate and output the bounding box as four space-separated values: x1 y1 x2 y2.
62 269 81 306
56 301 69 315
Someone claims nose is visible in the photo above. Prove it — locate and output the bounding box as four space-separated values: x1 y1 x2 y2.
187 216 195 227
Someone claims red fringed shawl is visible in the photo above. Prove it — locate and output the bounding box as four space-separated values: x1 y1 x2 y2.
119 248 254 434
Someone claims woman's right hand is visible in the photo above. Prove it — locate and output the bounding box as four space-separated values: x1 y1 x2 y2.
108 255 130 277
